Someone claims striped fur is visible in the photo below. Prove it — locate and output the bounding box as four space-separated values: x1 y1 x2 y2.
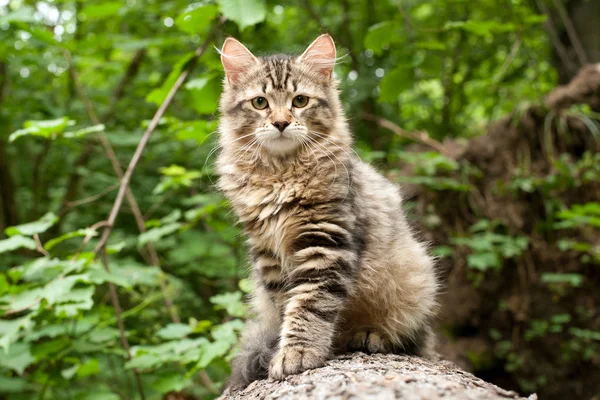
217 35 438 388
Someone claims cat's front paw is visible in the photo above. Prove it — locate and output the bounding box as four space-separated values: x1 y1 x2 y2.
268 346 325 380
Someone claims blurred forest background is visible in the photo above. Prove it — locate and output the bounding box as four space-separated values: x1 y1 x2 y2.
1 0 599 399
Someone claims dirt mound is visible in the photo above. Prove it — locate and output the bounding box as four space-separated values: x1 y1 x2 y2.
409 65 600 399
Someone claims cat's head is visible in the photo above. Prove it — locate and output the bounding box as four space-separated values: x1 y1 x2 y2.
218 34 346 158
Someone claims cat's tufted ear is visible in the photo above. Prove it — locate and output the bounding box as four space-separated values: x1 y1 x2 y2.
220 37 259 84
299 34 336 78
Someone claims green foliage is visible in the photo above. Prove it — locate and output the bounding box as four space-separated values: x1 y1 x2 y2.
451 220 529 272
0 0 578 398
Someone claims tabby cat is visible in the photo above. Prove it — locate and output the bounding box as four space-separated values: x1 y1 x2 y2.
216 34 438 388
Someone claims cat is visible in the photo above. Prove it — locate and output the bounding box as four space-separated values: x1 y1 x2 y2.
216 34 438 388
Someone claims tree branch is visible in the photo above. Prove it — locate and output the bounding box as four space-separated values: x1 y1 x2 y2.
56 48 148 226
362 113 450 156
219 353 534 400
65 50 181 323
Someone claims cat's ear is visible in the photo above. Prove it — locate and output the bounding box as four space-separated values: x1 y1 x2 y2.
299 34 336 78
220 37 258 84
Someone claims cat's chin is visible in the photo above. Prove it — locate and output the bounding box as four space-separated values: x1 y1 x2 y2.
263 139 300 155
262 135 301 156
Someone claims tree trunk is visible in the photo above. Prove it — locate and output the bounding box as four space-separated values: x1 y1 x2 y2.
218 353 537 400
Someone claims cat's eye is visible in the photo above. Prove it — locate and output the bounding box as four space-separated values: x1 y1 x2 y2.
251 97 269 110
292 95 309 108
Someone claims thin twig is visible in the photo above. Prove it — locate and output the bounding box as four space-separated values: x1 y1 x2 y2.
551 0 589 66
57 48 148 224
494 38 522 84
93 31 216 255
33 233 50 256
66 183 120 208
362 113 450 156
66 51 181 324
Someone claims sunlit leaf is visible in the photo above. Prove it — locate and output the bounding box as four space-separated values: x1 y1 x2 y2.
364 21 400 55
5 212 58 237
80 2 122 19
157 323 193 340
175 4 219 35
0 235 36 254
0 342 34 375
218 0 266 30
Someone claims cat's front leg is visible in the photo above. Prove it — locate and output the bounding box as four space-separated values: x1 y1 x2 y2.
269 233 358 380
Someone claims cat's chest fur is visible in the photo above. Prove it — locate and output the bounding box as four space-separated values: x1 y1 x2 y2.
218 160 340 255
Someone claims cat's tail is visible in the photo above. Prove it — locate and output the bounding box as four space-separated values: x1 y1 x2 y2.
228 318 280 389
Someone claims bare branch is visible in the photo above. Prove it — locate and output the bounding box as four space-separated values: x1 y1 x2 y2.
93 30 217 255
362 113 451 156
57 47 149 223
66 183 120 209
65 51 180 323
33 233 50 257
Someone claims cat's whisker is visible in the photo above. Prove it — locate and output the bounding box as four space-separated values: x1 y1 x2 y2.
203 131 258 181
308 130 362 160
303 134 351 199
303 135 344 190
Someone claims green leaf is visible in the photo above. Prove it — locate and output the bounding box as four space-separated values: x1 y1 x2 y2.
5 212 58 237
364 21 400 55
157 323 193 340
64 124 105 139
210 291 247 317
379 66 413 102
467 252 501 271
88 328 120 344
0 235 36 253
0 342 35 375
0 6 36 24
138 223 182 247
541 273 584 287
196 339 230 368
175 4 219 35
0 315 34 353
54 287 95 317
61 364 79 380
569 327 600 341
188 75 221 115
9 118 73 142
124 353 162 370
218 0 266 30
152 372 192 394
16 258 86 283
77 358 100 377
80 2 122 19
444 20 516 38
0 375 28 393
0 275 8 296
44 228 98 251
146 53 195 106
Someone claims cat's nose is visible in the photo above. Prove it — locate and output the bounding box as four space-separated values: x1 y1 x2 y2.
272 121 290 132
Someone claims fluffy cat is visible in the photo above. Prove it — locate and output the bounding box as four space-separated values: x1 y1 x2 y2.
216 34 438 388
